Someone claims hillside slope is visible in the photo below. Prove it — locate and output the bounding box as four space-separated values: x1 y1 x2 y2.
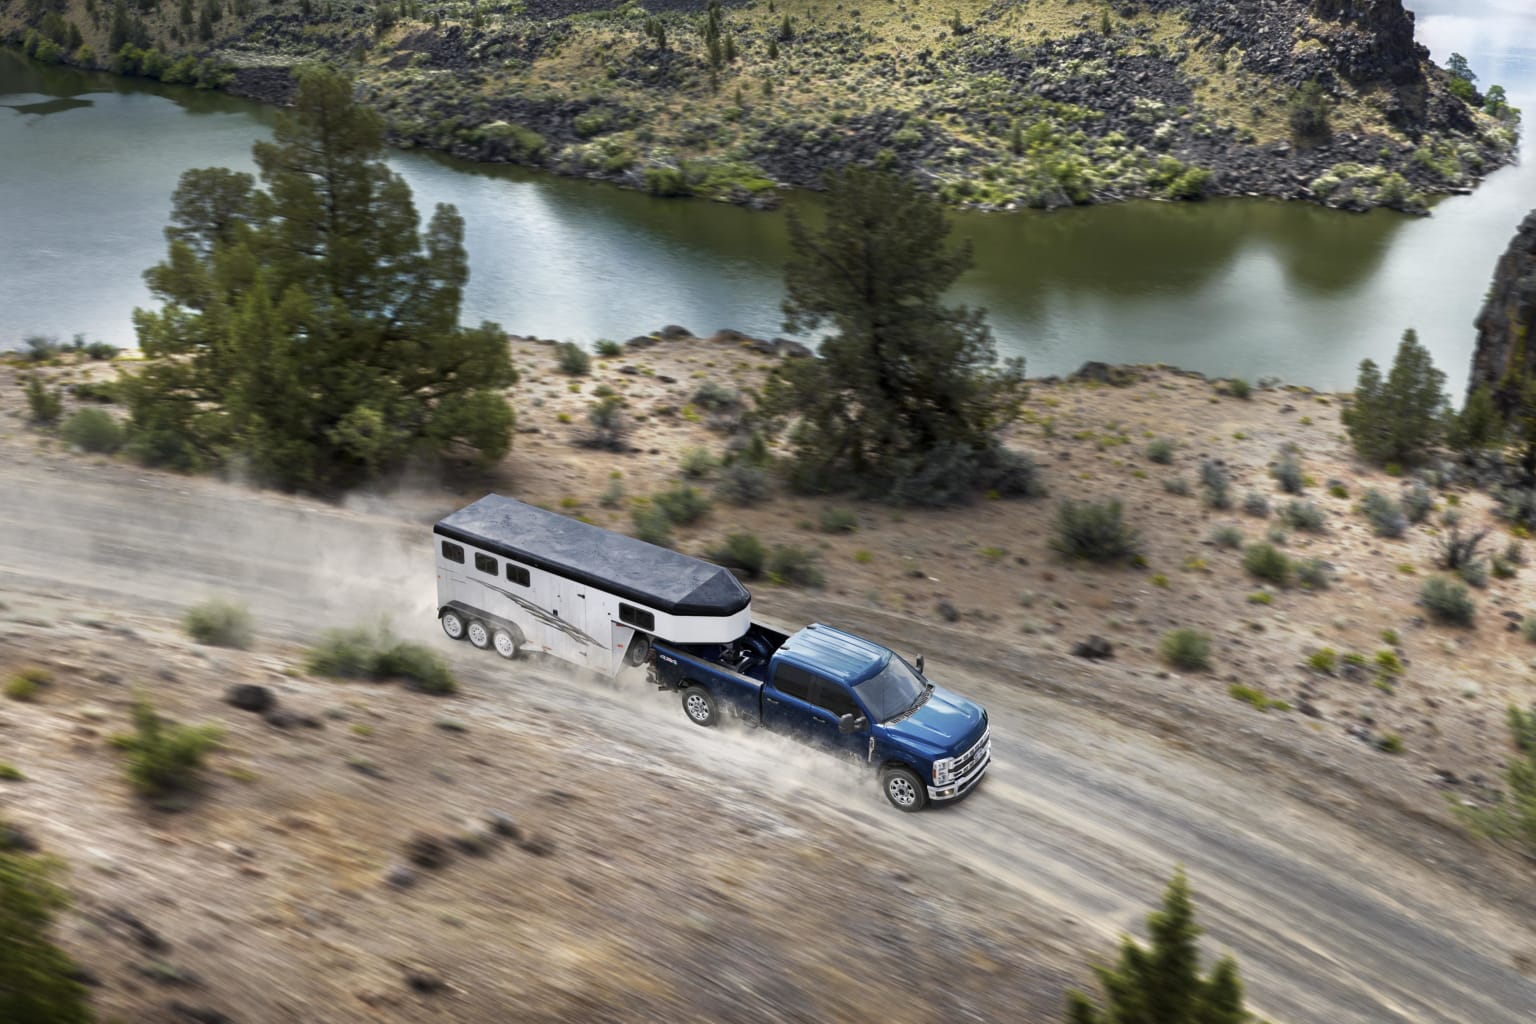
1 0 1520 210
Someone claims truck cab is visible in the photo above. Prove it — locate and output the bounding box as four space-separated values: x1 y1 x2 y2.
654 623 991 811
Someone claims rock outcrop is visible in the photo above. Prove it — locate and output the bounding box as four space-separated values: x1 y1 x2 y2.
1467 210 1536 410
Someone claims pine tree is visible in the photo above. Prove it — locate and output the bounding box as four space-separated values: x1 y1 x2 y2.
128 67 516 491
761 167 1026 502
1067 869 1252 1024
1342 328 1447 467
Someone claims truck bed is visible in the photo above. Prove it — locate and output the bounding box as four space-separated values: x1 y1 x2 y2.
651 621 790 717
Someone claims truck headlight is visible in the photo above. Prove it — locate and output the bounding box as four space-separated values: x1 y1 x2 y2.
932 758 954 786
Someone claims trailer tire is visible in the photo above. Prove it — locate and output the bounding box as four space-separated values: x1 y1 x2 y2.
880 766 927 812
625 633 651 667
681 686 718 727
466 620 491 650
440 609 466 641
492 627 520 660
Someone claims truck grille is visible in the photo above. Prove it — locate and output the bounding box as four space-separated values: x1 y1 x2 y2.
952 728 990 777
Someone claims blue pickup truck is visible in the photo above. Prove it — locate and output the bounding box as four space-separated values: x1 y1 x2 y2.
650 621 991 811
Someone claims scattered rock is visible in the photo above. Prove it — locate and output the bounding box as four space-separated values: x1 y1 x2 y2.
133 959 202 987
263 708 321 729
169 1002 234 1024
383 863 418 889
936 599 961 623
105 906 169 952
0 821 39 852
404 832 451 870
403 968 447 994
487 811 522 841
518 833 556 857
225 685 275 713
1070 635 1114 660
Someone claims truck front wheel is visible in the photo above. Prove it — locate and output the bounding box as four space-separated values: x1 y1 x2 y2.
681 686 718 727
881 766 927 812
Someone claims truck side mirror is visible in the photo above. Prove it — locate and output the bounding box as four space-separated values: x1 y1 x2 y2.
915 654 925 675
838 713 868 735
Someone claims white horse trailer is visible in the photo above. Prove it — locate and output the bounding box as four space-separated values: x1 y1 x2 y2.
433 494 752 676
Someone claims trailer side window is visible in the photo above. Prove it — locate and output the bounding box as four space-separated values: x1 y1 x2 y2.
505 563 531 587
618 603 655 632
440 541 465 564
474 553 497 575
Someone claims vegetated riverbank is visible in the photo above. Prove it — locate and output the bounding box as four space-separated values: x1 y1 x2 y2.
1 0 1521 213
5 334 1536 1023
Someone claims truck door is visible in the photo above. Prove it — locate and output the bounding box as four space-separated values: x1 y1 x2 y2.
806 679 869 760
761 663 821 740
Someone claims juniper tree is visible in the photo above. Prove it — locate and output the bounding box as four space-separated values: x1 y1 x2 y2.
127 66 516 491
1067 868 1251 1024
1342 328 1447 467
761 167 1027 502
0 836 93 1024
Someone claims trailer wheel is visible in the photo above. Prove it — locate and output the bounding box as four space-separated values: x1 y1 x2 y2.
492 627 520 660
880 766 927 812
440 610 466 641
466 620 491 650
681 686 718 727
624 633 651 667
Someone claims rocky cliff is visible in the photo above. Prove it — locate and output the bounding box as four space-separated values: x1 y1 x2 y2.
1469 210 1536 410
1 0 1520 212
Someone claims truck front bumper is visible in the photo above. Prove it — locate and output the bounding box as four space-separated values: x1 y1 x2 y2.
928 736 991 802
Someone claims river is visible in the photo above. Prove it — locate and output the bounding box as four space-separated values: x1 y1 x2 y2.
1 0 1532 395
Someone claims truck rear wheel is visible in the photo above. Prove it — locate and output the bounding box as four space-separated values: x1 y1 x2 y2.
625 632 651 667
681 686 718 727
466 620 491 650
880 766 927 812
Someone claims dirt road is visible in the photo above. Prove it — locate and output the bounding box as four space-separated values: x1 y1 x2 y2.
3 447 1535 1023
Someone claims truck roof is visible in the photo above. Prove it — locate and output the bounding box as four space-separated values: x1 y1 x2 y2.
777 623 890 686
434 494 751 618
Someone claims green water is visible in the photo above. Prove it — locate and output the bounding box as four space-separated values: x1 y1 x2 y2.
2 0 1532 393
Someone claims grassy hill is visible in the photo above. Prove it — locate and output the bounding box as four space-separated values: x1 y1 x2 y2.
2 0 1521 210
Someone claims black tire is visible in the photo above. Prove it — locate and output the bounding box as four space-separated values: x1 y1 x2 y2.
492 627 520 660
681 685 718 727
625 632 652 667
440 609 466 641
466 619 491 650
881 766 927 812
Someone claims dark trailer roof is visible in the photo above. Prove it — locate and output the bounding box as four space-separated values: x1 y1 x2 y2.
434 494 751 618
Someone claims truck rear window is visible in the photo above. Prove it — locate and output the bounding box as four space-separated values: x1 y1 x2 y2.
440 541 464 564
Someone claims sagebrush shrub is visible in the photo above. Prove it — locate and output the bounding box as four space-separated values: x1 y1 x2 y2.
715 463 771 505
23 376 62 426
819 507 858 533
1145 438 1174 464
1242 490 1271 517
1402 480 1433 523
710 532 766 578
1243 542 1291 584
305 627 458 694
1359 488 1407 538
1272 455 1304 494
114 697 222 798
680 447 717 478
653 485 710 525
1209 524 1244 549
1296 557 1332 590
767 544 824 587
1420 576 1474 625
554 341 591 376
1050 499 1141 563
631 506 672 546
183 598 254 649
1279 500 1326 532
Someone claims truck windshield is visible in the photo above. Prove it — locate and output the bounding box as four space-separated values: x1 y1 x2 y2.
853 655 927 723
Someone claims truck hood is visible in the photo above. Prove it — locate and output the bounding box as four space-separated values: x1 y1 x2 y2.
885 686 986 757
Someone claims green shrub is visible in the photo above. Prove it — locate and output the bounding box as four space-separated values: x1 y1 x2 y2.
1307 647 1337 674
1226 378 1252 399
653 485 710 525
1050 499 1141 563
305 626 458 694
82 340 119 361
1279 500 1326 532
710 532 767 579
23 376 62 426
182 598 253 649
631 506 673 546
1420 576 1474 625
680 447 718 478
1247 590 1273 605
554 341 591 376
59 408 124 453
715 463 771 505
114 696 222 799
819 507 859 533
1376 733 1405 754
70 380 118 404
767 544 824 588
1402 480 1433 523
1243 542 1291 585
1199 459 1231 509
1159 628 1211 671
691 381 740 412
1521 616 1536 643
0 763 22 781
4 667 50 702
0 835 93 1023
1374 649 1403 677
1229 684 1287 711
1163 476 1191 496
1145 438 1174 464
595 339 624 357
22 335 61 362
1359 488 1407 538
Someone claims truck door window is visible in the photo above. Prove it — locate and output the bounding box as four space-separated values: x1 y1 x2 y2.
772 664 816 703
474 553 497 575
814 682 860 720
440 541 465 564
